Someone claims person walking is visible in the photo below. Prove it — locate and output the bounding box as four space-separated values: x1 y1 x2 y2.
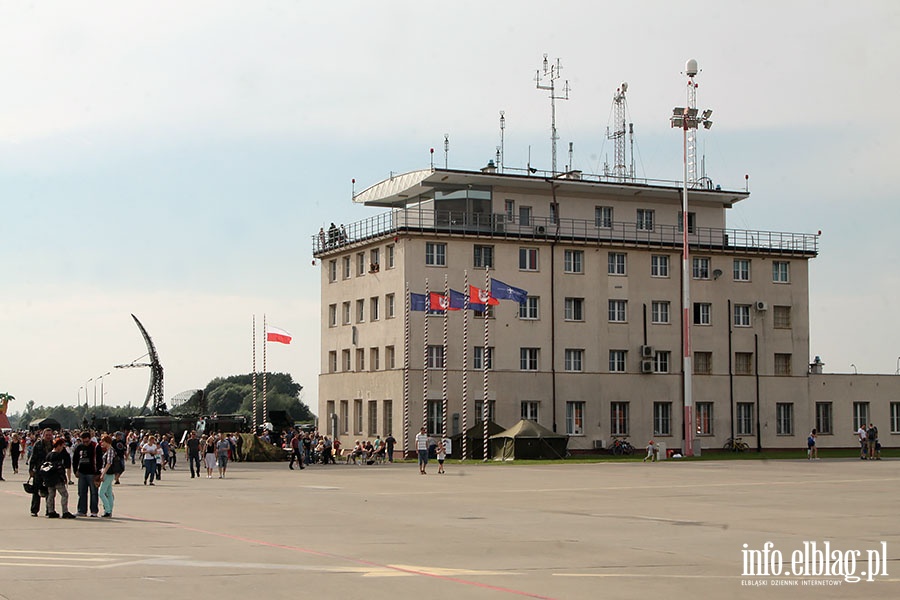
204 434 217 478
867 423 878 460
10 432 21 474
185 431 201 478
28 429 55 516
72 431 102 517
289 431 304 470
436 440 447 474
807 428 818 460
384 433 396 463
0 429 7 481
140 435 161 485
415 427 430 475
112 432 127 485
215 433 230 479
857 424 868 460
97 435 117 518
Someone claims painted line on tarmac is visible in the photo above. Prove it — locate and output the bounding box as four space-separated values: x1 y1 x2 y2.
164 522 556 599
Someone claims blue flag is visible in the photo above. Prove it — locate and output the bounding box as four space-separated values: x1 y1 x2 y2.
491 278 528 304
410 292 428 311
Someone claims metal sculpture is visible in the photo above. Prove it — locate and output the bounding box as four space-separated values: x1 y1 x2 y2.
115 314 165 415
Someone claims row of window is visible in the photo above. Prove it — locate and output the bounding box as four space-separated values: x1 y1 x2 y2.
328 294 398 326
501 200 693 233
324 398 900 439
327 346 789 376
328 244 396 282
421 243 792 283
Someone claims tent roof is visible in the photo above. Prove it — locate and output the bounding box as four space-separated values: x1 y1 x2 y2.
490 419 567 440
454 420 505 439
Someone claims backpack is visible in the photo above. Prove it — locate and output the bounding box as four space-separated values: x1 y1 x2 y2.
39 460 63 487
867 427 877 441
108 455 125 475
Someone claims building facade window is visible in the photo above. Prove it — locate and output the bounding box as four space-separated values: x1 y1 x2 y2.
519 247 539 271
636 208 654 231
520 348 540 371
816 402 833 435
328 259 337 282
370 296 380 321
368 400 378 436
521 401 540 422
370 347 379 371
386 244 395 269
694 351 712 374
357 252 366 276
737 402 754 435
773 305 792 329
772 261 790 283
474 244 494 268
566 401 584 435
693 302 711 325
653 402 672 436
692 257 710 279
383 400 393 437
595 206 613 228
774 353 792 376
386 346 395 369
853 402 869 432
734 304 751 327
370 248 380 271
696 402 714 435
386 293 395 318
342 349 351 371
608 299 627 323
549 202 559 224
564 249 584 273
425 242 447 266
651 255 669 277
609 350 627 373
475 400 495 423
328 351 337 373
473 346 493 370
342 256 351 279
610 402 629 436
340 400 349 435
654 351 670 373
427 345 444 369
356 299 365 323
891 402 900 434
678 211 696 233
342 302 351 325
564 348 584 372
608 252 626 275
651 301 670 324
504 199 515 221
519 296 540 320
354 399 363 435
565 297 585 321
735 352 753 375
733 259 751 281
776 403 794 435
328 304 337 327
519 206 532 226
356 349 365 372
427 400 441 435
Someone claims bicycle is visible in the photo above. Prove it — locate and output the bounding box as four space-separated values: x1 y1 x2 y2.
723 437 750 452
610 437 635 456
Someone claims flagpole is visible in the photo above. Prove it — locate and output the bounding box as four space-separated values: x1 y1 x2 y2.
252 315 258 432
483 267 490 461
441 274 449 442
403 282 411 459
462 270 469 461
423 278 429 433
263 313 267 428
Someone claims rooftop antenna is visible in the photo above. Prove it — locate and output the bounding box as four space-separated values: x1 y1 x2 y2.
672 59 712 187
606 82 633 180
499 111 506 173
444 133 449 169
568 141 574 172
535 54 570 176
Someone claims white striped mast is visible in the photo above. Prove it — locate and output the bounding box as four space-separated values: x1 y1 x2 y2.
462 270 470 460
441 275 449 441
252 315 257 431
422 278 430 432
482 267 490 461
262 313 267 428
403 282 411 458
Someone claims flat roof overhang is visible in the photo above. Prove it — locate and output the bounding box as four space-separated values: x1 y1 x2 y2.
353 168 750 208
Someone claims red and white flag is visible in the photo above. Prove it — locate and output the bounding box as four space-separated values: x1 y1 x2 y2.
266 325 292 345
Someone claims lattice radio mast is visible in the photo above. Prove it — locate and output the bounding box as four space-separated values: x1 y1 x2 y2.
535 54 570 176
606 82 634 180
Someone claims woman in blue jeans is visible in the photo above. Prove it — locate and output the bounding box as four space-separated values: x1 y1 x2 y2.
140 435 160 485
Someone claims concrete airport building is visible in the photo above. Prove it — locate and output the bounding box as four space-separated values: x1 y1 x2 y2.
312 166 899 455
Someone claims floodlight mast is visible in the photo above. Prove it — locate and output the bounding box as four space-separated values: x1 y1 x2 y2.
535 54 570 176
670 59 713 458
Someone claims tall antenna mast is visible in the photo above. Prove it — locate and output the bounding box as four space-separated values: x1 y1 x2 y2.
682 61 712 186
535 54 570 176
607 82 630 180
444 134 449 169
499 111 506 172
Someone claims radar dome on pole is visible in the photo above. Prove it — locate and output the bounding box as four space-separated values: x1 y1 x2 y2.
685 59 699 77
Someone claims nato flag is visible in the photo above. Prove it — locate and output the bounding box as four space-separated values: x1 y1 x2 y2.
490 278 528 304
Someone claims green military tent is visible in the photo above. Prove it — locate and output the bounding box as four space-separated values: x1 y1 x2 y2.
489 419 568 460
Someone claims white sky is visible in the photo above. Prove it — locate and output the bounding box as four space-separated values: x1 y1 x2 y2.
2 1 899 415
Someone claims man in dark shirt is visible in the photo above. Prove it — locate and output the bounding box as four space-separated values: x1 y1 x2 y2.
185 431 201 479
72 431 102 517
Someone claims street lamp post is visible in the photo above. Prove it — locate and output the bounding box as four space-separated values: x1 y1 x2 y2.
670 59 713 458
85 378 93 409
95 371 111 409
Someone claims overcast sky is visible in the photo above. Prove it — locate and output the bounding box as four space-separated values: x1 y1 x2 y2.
2 1 898 415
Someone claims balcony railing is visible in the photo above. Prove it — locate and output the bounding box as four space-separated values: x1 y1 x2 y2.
313 209 818 256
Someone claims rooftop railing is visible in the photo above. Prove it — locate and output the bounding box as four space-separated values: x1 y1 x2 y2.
313 208 818 257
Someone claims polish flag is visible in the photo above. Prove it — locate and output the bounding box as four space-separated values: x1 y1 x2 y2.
266 326 292 344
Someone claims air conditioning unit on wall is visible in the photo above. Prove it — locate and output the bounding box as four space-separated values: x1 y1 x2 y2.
641 345 654 358
641 359 654 374
755 301 768 311
593 439 605 449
